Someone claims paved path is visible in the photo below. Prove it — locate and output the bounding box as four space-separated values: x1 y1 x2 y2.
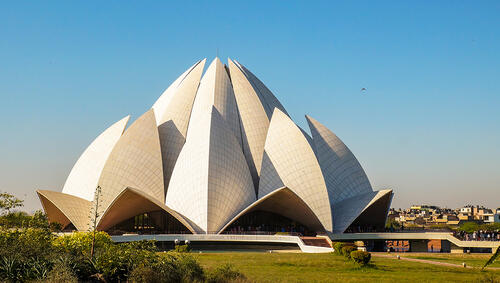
372 253 500 270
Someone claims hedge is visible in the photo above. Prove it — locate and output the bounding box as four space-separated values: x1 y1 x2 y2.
341 246 357 259
350 250 371 265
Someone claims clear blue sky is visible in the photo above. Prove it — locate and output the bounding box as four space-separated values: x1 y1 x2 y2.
1 1 499 211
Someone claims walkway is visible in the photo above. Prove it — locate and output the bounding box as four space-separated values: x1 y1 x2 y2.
112 234 334 253
332 232 500 250
372 253 500 270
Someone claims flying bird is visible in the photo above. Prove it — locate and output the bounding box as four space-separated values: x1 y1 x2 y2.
361 88 367 92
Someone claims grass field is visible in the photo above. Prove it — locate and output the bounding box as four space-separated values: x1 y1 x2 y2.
196 252 500 282
402 252 500 268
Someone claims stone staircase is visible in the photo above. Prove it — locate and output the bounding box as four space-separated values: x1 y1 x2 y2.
300 237 332 248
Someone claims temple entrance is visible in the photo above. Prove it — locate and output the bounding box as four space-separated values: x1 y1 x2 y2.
222 210 316 236
106 210 192 235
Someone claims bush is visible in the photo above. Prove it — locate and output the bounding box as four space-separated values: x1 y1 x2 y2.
458 222 480 233
0 228 56 281
341 246 357 259
129 253 204 283
93 240 159 282
206 263 246 283
333 242 346 255
480 223 500 232
128 264 157 283
350 250 371 266
174 244 192 253
173 253 204 282
43 262 78 283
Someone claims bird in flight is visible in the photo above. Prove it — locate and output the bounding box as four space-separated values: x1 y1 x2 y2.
361 88 367 92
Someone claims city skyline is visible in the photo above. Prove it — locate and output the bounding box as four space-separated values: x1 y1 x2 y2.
1 1 499 211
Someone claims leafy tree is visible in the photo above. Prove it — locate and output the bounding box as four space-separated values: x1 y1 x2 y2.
385 218 401 230
458 222 480 233
0 192 23 214
479 223 500 232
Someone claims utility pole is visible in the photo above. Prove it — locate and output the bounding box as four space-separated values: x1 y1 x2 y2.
89 185 102 261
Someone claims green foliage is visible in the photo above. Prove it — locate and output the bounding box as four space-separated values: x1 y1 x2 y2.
205 263 246 283
429 223 454 230
93 240 159 282
0 228 56 281
341 246 357 259
54 233 160 282
0 192 23 214
128 252 205 283
174 244 192 253
128 264 157 283
53 231 112 258
0 210 61 231
0 225 209 283
385 218 401 230
350 250 371 266
480 223 500 232
333 242 348 255
0 191 211 282
458 222 480 233
173 253 205 282
43 261 78 283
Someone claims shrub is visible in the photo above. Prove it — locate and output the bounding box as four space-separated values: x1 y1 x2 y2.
341 246 357 259
53 231 113 258
350 250 371 266
174 244 192 253
173 253 204 282
206 263 246 283
458 222 480 233
0 228 57 282
129 253 204 283
128 264 156 283
92 240 159 282
333 242 346 255
43 262 78 283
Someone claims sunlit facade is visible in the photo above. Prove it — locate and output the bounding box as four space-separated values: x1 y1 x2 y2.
37 58 393 236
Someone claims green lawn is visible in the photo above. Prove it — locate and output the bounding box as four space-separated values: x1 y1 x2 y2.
196 252 500 282
401 252 500 268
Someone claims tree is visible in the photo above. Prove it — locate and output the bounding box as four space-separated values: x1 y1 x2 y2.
0 192 23 214
385 218 401 230
458 222 480 233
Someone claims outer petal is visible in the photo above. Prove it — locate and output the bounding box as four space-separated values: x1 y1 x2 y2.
37 190 91 231
98 109 164 221
259 108 333 232
306 115 372 203
332 189 393 233
218 187 325 234
166 107 256 233
62 116 129 201
97 187 196 233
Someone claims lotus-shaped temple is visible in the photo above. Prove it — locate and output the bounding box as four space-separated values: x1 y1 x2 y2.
37 58 393 238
